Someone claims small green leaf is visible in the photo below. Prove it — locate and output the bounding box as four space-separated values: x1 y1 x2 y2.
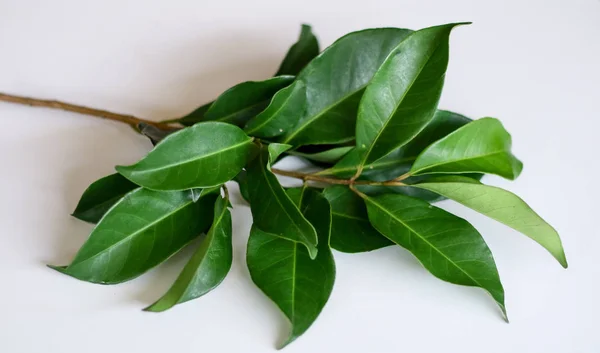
290 146 353 164
414 179 567 267
145 194 233 312
116 122 254 191
410 118 523 180
363 193 506 318
71 173 138 223
355 23 469 169
202 76 294 126
270 28 412 146
246 145 318 258
322 186 392 253
276 24 320 76
51 189 217 284
247 188 335 348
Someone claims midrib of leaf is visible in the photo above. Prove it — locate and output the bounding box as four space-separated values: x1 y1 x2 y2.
332 211 367 223
244 88 299 135
281 85 367 144
71 199 194 266
212 101 268 123
131 139 252 174
365 197 490 295
359 41 441 168
411 150 507 175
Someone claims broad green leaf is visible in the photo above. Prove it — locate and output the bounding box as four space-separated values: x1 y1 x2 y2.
202 76 294 126
116 122 254 191
363 193 506 317
414 179 567 267
410 118 523 180
50 189 217 284
247 188 335 348
243 80 306 138
323 110 473 179
355 23 468 169
268 28 412 146
322 186 392 253
145 194 233 312
246 144 318 258
71 173 137 223
290 146 353 164
276 24 320 76
174 101 212 127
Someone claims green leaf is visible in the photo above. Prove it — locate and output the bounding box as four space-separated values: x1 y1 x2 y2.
175 101 213 127
71 173 138 223
234 170 250 204
410 118 523 180
202 76 294 126
247 188 335 348
290 146 353 164
322 186 392 253
145 194 233 312
362 193 506 317
246 144 318 258
270 28 412 146
276 24 320 76
51 188 217 284
116 122 254 191
243 80 306 138
414 179 567 267
355 23 468 169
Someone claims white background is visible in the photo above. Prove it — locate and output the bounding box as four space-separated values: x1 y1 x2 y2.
0 1 598 352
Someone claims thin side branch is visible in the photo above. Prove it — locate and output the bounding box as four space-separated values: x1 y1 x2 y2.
271 168 406 187
0 92 173 130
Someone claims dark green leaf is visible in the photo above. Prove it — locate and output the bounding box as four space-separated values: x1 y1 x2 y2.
414 178 567 267
145 194 233 312
266 28 412 146
116 122 254 191
247 188 335 348
363 193 506 318
276 24 320 76
175 101 213 127
355 23 468 169
202 76 294 126
71 173 138 224
50 189 217 284
290 146 353 164
246 144 318 258
234 170 250 204
410 118 523 180
322 186 392 253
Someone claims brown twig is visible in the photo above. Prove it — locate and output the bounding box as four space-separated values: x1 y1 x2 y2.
0 92 173 130
271 168 406 187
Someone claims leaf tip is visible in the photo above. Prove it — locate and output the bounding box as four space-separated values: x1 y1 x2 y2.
47 264 68 273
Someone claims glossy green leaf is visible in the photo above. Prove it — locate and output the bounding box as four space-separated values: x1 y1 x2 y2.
410 118 523 180
247 188 335 348
71 173 138 223
414 179 567 267
355 23 468 169
244 80 306 138
363 193 506 317
116 122 254 191
322 186 392 253
51 189 217 284
267 28 412 146
201 76 294 126
276 24 320 76
175 101 213 127
246 144 318 258
290 146 353 164
145 194 233 312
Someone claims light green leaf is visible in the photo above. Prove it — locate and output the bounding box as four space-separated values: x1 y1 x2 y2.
145 194 233 312
322 186 392 253
410 118 523 180
290 146 353 164
414 179 567 267
355 23 468 169
363 193 506 318
50 189 217 284
269 28 412 146
276 24 320 76
247 188 335 348
246 145 318 258
71 173 138 224
116 122 254 191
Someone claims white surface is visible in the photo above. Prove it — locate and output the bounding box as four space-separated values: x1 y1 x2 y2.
0 1 598 352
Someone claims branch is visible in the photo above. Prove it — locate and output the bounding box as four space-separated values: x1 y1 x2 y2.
271 168 406 187
0 92 174 130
